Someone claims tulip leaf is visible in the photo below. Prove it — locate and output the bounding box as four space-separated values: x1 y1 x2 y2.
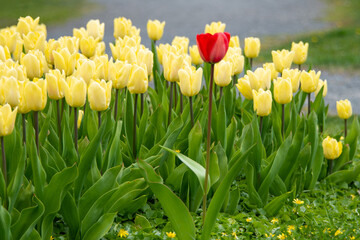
188 121 203 164
202 144 256 240
333 144 350 172
138 159 196 240
39 103 52 146
309 139 324 189
102 120 123 171
59 193 80 239
225 117 237 158
264 190 293 217
246 162 263 207
345 116 359 160
0 204 11 240
216 96 226 147
82 213 116 240
325 163 360 184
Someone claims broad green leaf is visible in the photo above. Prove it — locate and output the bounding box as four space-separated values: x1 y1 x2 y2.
188 121 203 163
0 205 11 240
135 214 152 229
59 193 79 239
345 116 359 160
325 163 360 184
245 162 263 207
264 191 293 217
82 213 116 240
39 103 52 146
309 139 324 189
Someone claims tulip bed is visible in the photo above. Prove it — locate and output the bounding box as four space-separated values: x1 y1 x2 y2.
0 16 359 240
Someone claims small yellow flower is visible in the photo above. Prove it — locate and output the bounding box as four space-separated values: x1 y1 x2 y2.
334 229 343 236
50 237 54 240
166 232 176 238
175 149 181 153
222 232 228 236
350 236 355 240
351 194 355 200
246 218 252 222
287 225 295 235
232 231 238 239
271 218 279 224
293 198 304 205
118 229 129 238
277 233 286 240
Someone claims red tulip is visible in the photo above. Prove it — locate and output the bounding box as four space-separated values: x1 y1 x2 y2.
196 32 231 64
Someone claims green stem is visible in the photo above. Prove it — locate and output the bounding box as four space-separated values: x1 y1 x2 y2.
133 94 138 159
308 93 311 116
22 113 26 145
189 96 194 127
34 111 39 154
57 100 62 151
74 107 78 153
1 136 7 209
250 58 253 70
259 116 263 135
345 119 347 138
203 63 214 224
98 111 101 128
114 89 119 120
219 87 223 101
168 82 173 126
141 93 144 116
327 159 333 175
282 104 285 138
180 93 183 113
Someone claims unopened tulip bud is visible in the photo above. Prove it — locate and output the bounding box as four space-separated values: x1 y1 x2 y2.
282 69 301 93
88 79 112 111
300 71 317 93
22 31 46 53
18 80 30 114
274 77 293 104
0 104 17 137
128 64 148 94
86 19 105 40
315 79 327 97
244 37 260 58
80 36 97 58
163 52 184 82
114 17 132 39
214 60 232 87
236 75 253 100
178 65 203 97
189 45 203 65
204 21 226 34
63 76 87 107
20 50 48 79
252 89 272 116
53 48 77 76
291 41 309 65
75 59 95 85
46 69 66 100
337 99 352 120
93 55 109 80
147 19 165 41
108 60 132 89
322 136 342 160
271 49 295 73
24 78 47 111
137 48 153 75
3 76 20 108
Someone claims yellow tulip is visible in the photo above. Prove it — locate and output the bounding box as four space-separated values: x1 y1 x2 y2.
88 79 112 111
204 21 226 34
300 71 316 93
22 31 46 53
108 60 132 89
114 17 133 39
252 89 272 116
16 16 40 35
80 36 97 58
236 75 253 100
336 99 352 120
0 27 20 53
244 37 260 58
129 25 141 38
189 45 203 65
128 64 148 94
20 50 49 79
247 68 271 90
263 63 279 80
229 36 240 48
156 43 171 65
0 45 11 62
309 70 321 86
18 80 30 114
0 104 17 137
163 52 184 82
137 48 153 75
1 61 27 82
274 77 293 104
224 47 244 76
291 41 309 65
3 76 20 108
63 76 87 107
314 79 327 97
214 60 232 87
58 36 79 54
46 69 66 100
94 41 106 56
147 19 165 41
45 39 61 65
282 69 301 93
78 110 84 128
271 49 295 72
75 59 95 85
53 48 77 76
73 27 88 40
93 55 109 80
24 78 47 111
121 46 137 64
172 36 189 54
322 136 342 160
86 19 105 40
178 65 203 97
12 39 24 62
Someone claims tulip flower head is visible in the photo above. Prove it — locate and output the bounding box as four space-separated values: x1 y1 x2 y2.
86 19 105 40
214 60 232 87
163 52 184 82
20 49 48 79
252 89 272 117
224 47 244 76
314 79 327 97
88 79 112 111
46 69 66 100
53 47 77 76
75 58 95 85
229 36 240 48
282 69 301 93
337 99 352 120
0 27 21 53
127 64 148 94
63 76 87 108
273 77 293 104
236 75 253 100
80 36 97 58
147 19 165 41
137 48 153 75
114 17 133 39
244 37 261 58
247 68 271 91
271 49 295 73
24 78 47 111
196 32 231 64
0 46 11 62
291 41 309 65
178 65 203 97
204 21 226 34
322 136 342 160
0 104 17 137
3 76 20 108
22 31 46 53
108 60 132 89
189 45 203 65
172 36 189 54
300 70 320 93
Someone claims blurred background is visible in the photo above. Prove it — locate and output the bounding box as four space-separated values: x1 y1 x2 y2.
0 0 359 115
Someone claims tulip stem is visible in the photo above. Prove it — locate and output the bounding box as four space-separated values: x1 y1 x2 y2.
308 93 311 116
114 89 119 120
140 93 144 116
174 83 177 110
60 98 65 122
345 119 347 138
1 136 7 209
298 64 301 70
74 107 78 153
189 96 194 127
180 93 183 113
34 111 39 154
232 75 237 86
282 104 285 138
219 87 223 101
259 116 263 135
168 82 174 126
22 114 26 145
327 159 333 175
203 63 214 224
98 111 101 128
250 58 253 70
57 100 62 151
133 94 138 159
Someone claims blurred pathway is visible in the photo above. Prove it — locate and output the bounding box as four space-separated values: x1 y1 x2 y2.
46 0 359 113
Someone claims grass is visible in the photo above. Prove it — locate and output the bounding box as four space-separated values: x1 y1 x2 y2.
0 0 95 27
258 0 360 70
